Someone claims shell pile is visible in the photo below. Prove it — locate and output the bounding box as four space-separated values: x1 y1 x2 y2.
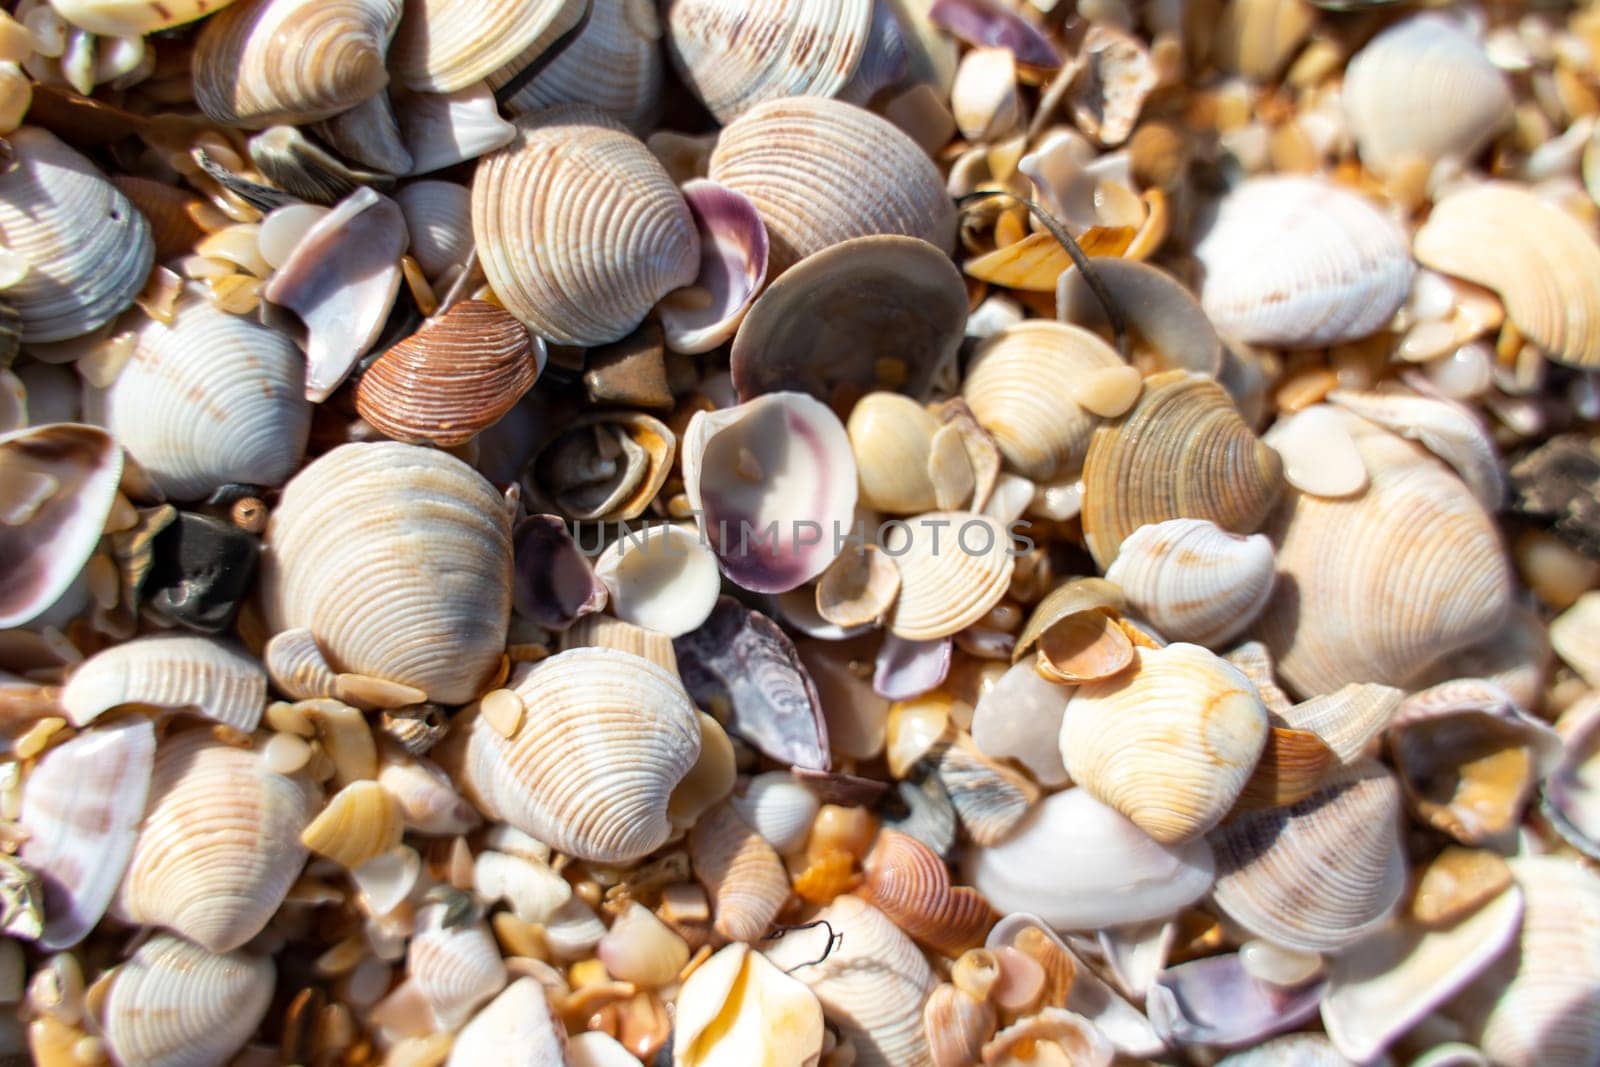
5 0 1600 1064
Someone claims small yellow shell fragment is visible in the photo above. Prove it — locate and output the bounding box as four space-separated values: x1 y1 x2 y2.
300 780 403 869
1069 365 1143 418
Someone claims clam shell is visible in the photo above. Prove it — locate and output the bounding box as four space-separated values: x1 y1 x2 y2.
970 658 1072 788
61 634 266 731
447 977 568 1067
0 128 152 343
316 91 413 175
661 180 770 355
51 0 238 34
1327 389 1504 512
1342 14 1512 181
729 771 820 854
886 512 1015 641
1148 952 1322 1050
394 82 517 176
354 300 541 447
1061 642 1269 843
102 934 274 1067
925 728 1039 845
511 513 608 631
507 0 663 130
708 96 958 275
1080 370 1283 569
1194 176 1414 349
763 895 935 1067
666 0 872 124
964 788 1215 930
18 717 155 949
1209 759 1407 953
1252 406 1511 696
961 321 1126 483
1414 182 1600 369
1056 257 1223 378
1104 519 1276 647
391 0 585 93
89 290 310 500
593 524 721 638
862 828 997 956
114 727 319 952
193 0 401 127
676 943 825 1067
471 106 700 347
1278 683 1403 763
451 648 701 863
688 802 789 942
0 422 121 630
261 442 512 705
264 627 340 701
408 906 507 1029
394 180 472 281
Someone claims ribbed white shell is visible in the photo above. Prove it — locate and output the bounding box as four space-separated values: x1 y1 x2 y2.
114 729 319 952
407 910 508 1029
886 511 1015 641
0 127 152 343
102 934 274 1067
260 442 512 704
391 0 585 93
728 771 819 854
1104 519 1276 648
61 634 268 731
508 0 664 131
1279 682 1404 763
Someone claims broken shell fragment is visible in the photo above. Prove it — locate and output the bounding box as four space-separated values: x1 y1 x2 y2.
1104 519 1276 648
396 82 517 175
447 977 568 1067
61 633 266 731
675 942 825 1067
300 779 404 869
983 1008 1114 1067
511 514 608 632
1148 952 1323 1050
526 411 676 524
970 657 1072 787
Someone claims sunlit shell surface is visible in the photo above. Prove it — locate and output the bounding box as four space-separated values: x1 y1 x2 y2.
102 934 275 1067
1104 519 1276 647
61 633 266 730
391 0 586 94
506 0 664 130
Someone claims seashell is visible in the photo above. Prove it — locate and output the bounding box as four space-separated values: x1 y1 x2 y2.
395 82 517 176
1104 520 1276 648
1342 14 1513 181
1552 592 1600 688
472 106 700 347
1327 389 1504 511
377 748 479 836
390 0 585 93
682 392 857 593
1080 371 1283 569
862 828 997 956
0 423 121 630
675 942 825 1067
240 125 394 208
763 895 935 1067
688 803 789 943
708 96 958 276
1215 1035 1356 1066
511 514 608 631
1409 846 1514 928
817 544 900 629
1097 920 1174 1000
526 410 676 524
962 321 1126 483
114 728 319 952
965 788 1214 930
1057 258 1223 378
394 180 472 281
874 634 952 702
970 658 1072 787
18 717 154 950
670 710 737 829
1012 578 1125 664
505 0 664 131
315 91 413 175
447 977 568 1067
886 512 1015 640
1322 885 1523 1064
1253 407 1512 697
1211 0 1315 81
1209 759 1407 953
261 442 512 705
731 235 967 404
665 0 872 124
594 524 721 638
61 634 265 731
543 896 607 960
0 128 152 343
192 0 401 127
924 983 997 1067
1232 726 1339 812
355 300 541 448
927 0 1059 69
101 934 274 1067
1195 176 1413 349
597 901 690 987
1061 642 1269 843
847 393 940 515
300 779 403 869
1066 25 1156 148
1413 183 1600 369
661 180 770 356
1148 952 1323 1050
982 1008 1114 1067
408 904 507 1029
729 772 820 855
1545 694 1600 859
51 0 240 34
89 290 310 500
451 648 701 863
264 628 339 702
951 47 1019 143
563 614 681 677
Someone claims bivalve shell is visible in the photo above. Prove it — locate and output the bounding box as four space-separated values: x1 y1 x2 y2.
407 905 507 1029
688 802 789 943
506 0 664 130
862 828 998 956
391 0 586 93
886 511 1014 640
101 934 274 1067
847 392 942 515
728 771 820 854
394 179 472 280
1104 519 1276 648
676 943 825 1067
61 634 267 731
593 524 721 639
447 977 568 1067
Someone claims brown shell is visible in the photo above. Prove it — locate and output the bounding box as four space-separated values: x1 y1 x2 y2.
688 802 791 943
1081 370 1283 569
355 300 539 447
862 829 997 957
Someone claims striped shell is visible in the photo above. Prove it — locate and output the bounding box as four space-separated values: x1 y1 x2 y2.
924 984 997 1067
862 829 998 957
391 0 586 93
451 648 701 863
61 634 267 731
887 512 1015 640
354 300 541 447
708 96 958 274
102 936 273 1067
1081 371 1283 569
962 321 1127 482
1209 759 1407 952
408 908 507 1028
90 290 310 500
1104 519 1276 647
1253 406 1512 696
728 772 820 854
263 627 339 701
688 803 789 942
51 0 243 34
192 0 401 127
506 0 664 130
471 106 700 346
666 0 872 123
1194 176 1414 348
260 442 512 705
114 728 319 952
0 127 153 343
1279 683 1404 763
1414 182 1600 369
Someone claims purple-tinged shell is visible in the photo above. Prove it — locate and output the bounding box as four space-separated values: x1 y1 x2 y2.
512 514 608 631
1542 692 1600 860
873 634 953 701
793 766 890 806
674 596 831 771
1148 954 1325 1049
928 0 1061 70
660 181 769 355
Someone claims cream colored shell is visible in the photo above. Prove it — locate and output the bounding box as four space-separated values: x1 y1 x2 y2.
848 392 942 515
688 802 790 943
391 0 586 93
886 511 1015 640
448 977 569 1066
102 934 275 1067
61 634 267 731
1104 519 1276 648
676 943 825 1067
507 0 664 131
407 908 508 1028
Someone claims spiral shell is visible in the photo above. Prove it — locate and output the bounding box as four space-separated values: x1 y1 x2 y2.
61 634 267 731
886 512 1015 641
708 96 958 274
260 442 512 705
193 0 402 128
924 984 997 1067
101 935 274 1067
471 106 700 347
114 728 319 952
451 648 701 863
391 0 586 93
507 0 664 130
689 802 790 942
90 290 310 500
0 127 152 343
1081 370 1283 569
862 829 997 957
1104 519 1276 647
